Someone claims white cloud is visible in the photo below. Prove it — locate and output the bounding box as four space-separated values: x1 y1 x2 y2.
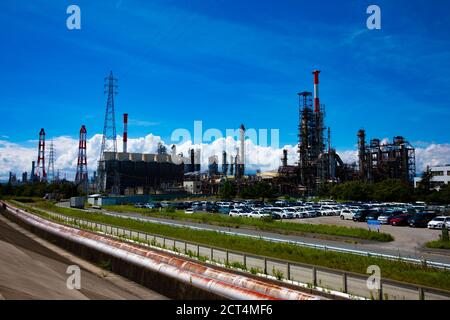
1 135 449 181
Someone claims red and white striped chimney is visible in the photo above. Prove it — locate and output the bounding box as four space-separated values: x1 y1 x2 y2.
313 70 321 113
123 113 128 153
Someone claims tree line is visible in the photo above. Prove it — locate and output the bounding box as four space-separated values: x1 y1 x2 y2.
0 181 82 200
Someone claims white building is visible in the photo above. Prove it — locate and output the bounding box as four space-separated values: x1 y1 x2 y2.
183 180 202 194
414 165 450 190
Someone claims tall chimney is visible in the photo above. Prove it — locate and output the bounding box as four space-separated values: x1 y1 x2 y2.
222 151 228 175
190 149 195 172
282 149 288 167
239 124 245 176
31 161 35 182
357 129 366 179
123 113 128 153
313 70 321 113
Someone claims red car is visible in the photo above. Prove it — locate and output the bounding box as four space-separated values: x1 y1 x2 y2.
390 214 412 226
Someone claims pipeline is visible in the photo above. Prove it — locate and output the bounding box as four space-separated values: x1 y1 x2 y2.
1 202 321 301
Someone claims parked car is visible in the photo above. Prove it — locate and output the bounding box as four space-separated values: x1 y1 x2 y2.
365 211 381 222
145 202 159 209
229 209 245 217
377 211 402 224
408 212 436 228
428 216 450 229
352 210 370 222
390 213 412 226
340 209 355 220
184 208 195 214
247 211 271 219
134 203 145 208
218 206 231 214
271 212 283 220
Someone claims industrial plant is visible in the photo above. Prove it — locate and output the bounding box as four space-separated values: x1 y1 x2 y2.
11 70 417 197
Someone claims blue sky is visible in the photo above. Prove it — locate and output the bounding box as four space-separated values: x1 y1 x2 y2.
0 0 449 151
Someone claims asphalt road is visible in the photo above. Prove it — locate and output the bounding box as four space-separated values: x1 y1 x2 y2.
0 213 167 300
59 203 450 266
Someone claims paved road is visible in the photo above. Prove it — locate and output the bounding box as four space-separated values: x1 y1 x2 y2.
0 214 167 300
57 202 450 265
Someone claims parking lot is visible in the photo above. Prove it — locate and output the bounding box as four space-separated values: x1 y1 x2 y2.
104 199 450 256
291 215 443 253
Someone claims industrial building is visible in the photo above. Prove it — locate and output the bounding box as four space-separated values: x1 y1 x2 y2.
414 165 450 190
275 70 345 195
357 130 416 185
99 151 185 194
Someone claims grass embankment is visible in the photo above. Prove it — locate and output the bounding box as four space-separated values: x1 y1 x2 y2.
426 240 450 250
103 204 394 242
8 200 450 291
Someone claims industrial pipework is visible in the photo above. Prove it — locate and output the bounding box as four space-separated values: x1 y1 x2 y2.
2 202 322 301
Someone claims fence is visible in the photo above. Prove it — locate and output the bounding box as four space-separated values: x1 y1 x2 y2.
15 205 449 301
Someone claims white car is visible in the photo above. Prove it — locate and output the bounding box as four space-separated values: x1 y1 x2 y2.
303 210 317 218
185 208 194 214
229 209 245 217
428 216 450 229
320 209 334 216
247 211 271 219
340 209 355 220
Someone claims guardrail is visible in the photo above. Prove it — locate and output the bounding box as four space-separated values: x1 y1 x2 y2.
95 209 450 271
5 201 450 300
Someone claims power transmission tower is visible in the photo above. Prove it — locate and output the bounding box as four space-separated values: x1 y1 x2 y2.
47 140 55 183
97 71 120 194
75 125 88 192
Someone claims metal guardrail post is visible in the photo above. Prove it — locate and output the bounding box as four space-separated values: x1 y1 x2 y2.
264 258 267 274
419 287 425 300
211 247 214 260
312 267 317 287
226 250 229 265
342 273 348 293
185 241 187 254
287 262 291 281
197 245 200 257
378 282 383 300
243 254 247 270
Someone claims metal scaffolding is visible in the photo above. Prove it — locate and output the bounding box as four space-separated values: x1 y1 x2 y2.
357 130 416 185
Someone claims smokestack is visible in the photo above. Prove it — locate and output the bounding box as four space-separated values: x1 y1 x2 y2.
190 149 195 172
239 124 245 176
123 113 128 153
222 151 228 175
235 152 239 178
229 155 234 176
282 149 288 167
313 70 321 113
357 129 366 179
31 161 35 182
37 128 46 181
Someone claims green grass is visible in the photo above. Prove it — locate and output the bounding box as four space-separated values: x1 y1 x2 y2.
426 240 450 250
8 200 450 292
103 204 394 242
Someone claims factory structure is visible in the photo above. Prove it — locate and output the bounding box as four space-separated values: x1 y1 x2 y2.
13 69 417 196
357 130 416 184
